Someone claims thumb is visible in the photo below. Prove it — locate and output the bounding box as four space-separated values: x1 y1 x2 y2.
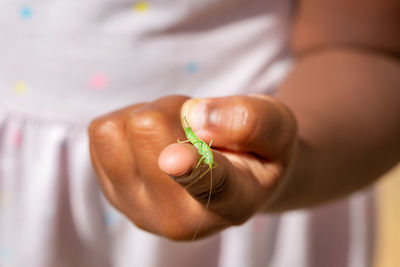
180 95 297 161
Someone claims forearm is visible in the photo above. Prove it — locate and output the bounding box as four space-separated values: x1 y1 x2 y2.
267 48 400 211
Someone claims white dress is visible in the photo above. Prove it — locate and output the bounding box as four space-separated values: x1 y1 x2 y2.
0 0 375 266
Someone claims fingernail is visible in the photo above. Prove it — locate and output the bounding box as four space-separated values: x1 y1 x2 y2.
181 98 208 131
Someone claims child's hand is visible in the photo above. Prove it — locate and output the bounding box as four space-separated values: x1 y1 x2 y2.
89 95 297 240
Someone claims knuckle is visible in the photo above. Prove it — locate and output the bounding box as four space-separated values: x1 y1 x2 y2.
128 107 168 134
89 118 121 144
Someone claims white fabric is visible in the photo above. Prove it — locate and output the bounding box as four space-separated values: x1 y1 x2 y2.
0 0 374 266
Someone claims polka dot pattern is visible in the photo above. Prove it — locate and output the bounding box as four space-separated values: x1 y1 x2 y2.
14 81 27 95
11 130 22 147
104 211 118 226
133 1 150 13
88 73 108 90
0 245 12 261
20 6 33 19
0 191 11 206
0 1 316 267
186 61 199 74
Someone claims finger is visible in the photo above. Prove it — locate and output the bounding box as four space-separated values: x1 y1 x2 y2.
180 95 297 161
158 143 213 190
158 143 199 177
89 105 143 190
158 142 269 224
126 96 190 193
89 140 119 207
125 96 222 235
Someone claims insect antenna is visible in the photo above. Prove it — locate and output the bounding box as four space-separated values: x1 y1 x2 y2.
185 165 210 190
192 166 213 240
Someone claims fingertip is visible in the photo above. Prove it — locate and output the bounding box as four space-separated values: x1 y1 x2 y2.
158 143 198 176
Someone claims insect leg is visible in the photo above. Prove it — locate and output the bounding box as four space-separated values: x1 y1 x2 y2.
177 138 191 144
195 156 205 169
208 139 213 147
212 161 218 169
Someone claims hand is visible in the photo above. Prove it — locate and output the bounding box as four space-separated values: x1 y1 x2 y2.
89 95 297 240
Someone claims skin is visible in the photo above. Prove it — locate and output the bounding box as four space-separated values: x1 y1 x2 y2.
89 0 400 240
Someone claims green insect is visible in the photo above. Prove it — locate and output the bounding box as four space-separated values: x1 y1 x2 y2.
178 116 217 239
178 116 217 179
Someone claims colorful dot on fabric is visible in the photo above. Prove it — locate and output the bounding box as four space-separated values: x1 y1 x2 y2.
104 211 117 226
133 1 150 13
11 131 22 147
88 73 108 90
0 191 11 206
0 245 12 260
20 6 33 19
14 82 27 95
185 62 199 74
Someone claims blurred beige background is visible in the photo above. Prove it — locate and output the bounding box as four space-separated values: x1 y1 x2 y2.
374 163 400 267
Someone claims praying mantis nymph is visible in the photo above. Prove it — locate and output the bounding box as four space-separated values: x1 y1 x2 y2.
177 116 217 239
